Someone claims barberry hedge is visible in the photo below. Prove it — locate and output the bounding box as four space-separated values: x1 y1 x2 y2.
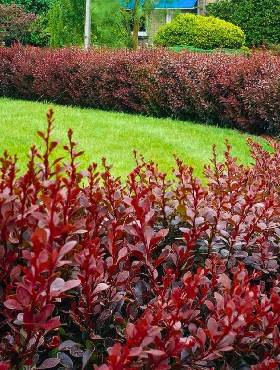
0 111 280 369
0 46 280 134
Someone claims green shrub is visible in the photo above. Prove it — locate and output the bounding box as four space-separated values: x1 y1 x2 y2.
154 13 245 50
207 0 280 47
28 14 50 46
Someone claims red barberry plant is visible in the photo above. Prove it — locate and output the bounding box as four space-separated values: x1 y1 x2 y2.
0 46 280 133
0 110 279 369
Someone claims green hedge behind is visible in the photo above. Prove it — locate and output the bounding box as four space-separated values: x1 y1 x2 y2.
207 0 280 47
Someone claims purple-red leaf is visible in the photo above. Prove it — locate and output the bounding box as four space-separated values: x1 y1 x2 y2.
38 358 60 369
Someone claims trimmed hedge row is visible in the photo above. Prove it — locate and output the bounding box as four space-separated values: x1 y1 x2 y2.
0 46 280 133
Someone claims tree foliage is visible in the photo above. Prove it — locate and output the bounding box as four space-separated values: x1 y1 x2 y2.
48 0 84 47
207 0 280 46
92 0 131 47
28 12 50 46
0 3 36 45
126 0 164 49
0 0 54 14
0 0 54 46
48 0 131 47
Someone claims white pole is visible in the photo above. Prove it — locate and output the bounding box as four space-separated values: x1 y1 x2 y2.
84 0 91 50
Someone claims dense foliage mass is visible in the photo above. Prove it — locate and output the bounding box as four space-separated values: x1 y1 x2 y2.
0 111 280 369
0 46 280 134
47 0 85 47
0 4 36 46
0 0 54 14
47 0 131 48
0 0 132 48
91 0 131 48
154 14 245 50
0 0 54 46
0 2 50 46
207 0 280 47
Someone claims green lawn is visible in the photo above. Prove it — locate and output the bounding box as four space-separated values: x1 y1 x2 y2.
0 98 258 179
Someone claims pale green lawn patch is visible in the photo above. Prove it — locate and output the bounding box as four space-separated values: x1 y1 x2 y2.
0 98 259 179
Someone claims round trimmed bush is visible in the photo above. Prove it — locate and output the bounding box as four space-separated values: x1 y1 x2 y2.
154 13 245 50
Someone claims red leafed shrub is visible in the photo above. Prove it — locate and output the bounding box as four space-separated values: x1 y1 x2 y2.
0 45 280 134
0 4 36 46
0 110 280 369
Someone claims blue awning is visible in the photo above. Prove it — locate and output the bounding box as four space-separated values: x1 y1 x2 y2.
123 0 197 9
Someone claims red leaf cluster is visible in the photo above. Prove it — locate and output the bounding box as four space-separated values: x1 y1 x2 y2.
0 5 36 46
0 111 279 369
0 46 280 133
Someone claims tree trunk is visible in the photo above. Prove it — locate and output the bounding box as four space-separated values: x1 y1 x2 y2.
132 0 140 49
197 0 206 15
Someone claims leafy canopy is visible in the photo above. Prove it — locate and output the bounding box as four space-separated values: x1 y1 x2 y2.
48 0 85 47
207 0 280 46
48 0 131 47
0 3 36 45
0 0 54 14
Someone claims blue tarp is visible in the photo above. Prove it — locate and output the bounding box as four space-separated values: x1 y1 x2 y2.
124 0 197 9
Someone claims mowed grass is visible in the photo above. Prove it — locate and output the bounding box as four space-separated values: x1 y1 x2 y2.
0 98 258 179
